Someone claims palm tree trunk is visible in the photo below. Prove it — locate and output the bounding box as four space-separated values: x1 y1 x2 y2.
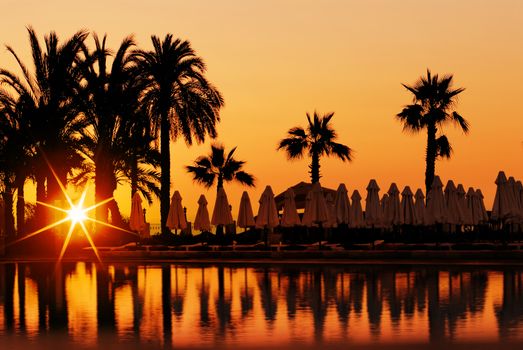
3 183 15 240
35 162 46 223
425 124 437 194
16 177 25 236
160 110 171 234
95 159 110 225
310 151 320 184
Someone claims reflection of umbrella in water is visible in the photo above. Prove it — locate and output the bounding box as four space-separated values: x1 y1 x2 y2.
257 268 278 321
194 195 211 232
237 191 255 229
167 191 187 232
129 192 146 232
198 268 210 327
172 266 185 318
240 268 254 318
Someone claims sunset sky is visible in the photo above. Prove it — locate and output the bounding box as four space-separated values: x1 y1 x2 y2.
1 0 522 224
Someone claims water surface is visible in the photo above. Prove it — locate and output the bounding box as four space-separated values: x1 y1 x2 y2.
1 262 522 349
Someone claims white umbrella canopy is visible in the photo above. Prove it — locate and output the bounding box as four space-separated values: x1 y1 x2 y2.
325 193 337 228
280 188 301 227
414 189 426 226
256 185 279 229
335 184 350 225
365 179 382 228
491 171 514 222
476 189 489 223
386 183 403 226
167 191 187 230
426 176 447 225
401 186 417 225
466 187 481 226
456 184 471 225
302 182 329 227
194 195 211 232
237 191 255 228
349 190 364 228
130 192 146 232
211 187 234 226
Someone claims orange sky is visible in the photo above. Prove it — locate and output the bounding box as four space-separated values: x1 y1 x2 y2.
1 0 522 224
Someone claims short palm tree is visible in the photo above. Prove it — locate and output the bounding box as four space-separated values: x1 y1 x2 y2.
396 69 470 193
134 34 224 233
277 111 353 183
186 144 255 193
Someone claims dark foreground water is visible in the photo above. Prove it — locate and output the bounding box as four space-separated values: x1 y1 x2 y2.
1 262 523 349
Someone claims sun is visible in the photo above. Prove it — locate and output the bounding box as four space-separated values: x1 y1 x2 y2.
67 205 87 224
8 156 137 264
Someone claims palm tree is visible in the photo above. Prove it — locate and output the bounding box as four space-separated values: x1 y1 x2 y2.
75 34 160 227
134 34 224 233
396 69 470 193
186 144 255 193
277 111 353 184
0 28 88 225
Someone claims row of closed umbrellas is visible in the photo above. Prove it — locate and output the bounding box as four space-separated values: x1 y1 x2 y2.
129 170 523 233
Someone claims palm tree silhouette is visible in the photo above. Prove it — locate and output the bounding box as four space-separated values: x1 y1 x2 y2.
186 144 255 193
0 27 88 226
74 34 160 227
134 34 224 233
396 69 469 193
277 111 353 183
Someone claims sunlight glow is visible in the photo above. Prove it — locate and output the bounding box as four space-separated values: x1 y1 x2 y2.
9 156 138 263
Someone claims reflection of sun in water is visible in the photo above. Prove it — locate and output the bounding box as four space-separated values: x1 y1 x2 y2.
9 160 136 264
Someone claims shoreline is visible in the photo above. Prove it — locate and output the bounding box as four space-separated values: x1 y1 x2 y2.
3 249 523 266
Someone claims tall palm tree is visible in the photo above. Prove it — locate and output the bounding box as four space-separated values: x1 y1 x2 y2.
186 144 255 193
134 34 224 233
75 34 160 227
0 28 88 225
277 111 353 184
396 69 470 193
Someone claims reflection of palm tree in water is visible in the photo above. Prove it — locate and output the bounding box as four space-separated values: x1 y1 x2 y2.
161 265 172 346
240 268 253 318
0 264 15 331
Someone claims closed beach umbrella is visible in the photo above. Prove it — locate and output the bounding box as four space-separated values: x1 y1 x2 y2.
349 190 364 228
365 179 382 228
401 186 417 225
281 188 301 227
476 189 489 223
212 187 234 226
301 191 313 227
335 184 350 225
426 176 447 225
302 182 329 227
130 192 146 232
491 171 513 222
444 180 462 225
167 191 187 230
386 183 403 226
325 193 337 228
508 177 521 223
466 187 480 226
456 184 470 225
256 186 279 229
194 195 211 231
414 189 426 226
380 194 390 229
237 191 255 228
